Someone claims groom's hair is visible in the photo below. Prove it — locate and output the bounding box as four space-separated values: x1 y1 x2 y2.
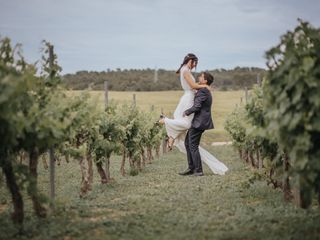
203 72 214 86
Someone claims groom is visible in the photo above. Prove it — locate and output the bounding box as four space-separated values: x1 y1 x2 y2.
179 72 214 176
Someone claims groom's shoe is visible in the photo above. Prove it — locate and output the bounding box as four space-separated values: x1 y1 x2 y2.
192 172 204 177
178 169 194 176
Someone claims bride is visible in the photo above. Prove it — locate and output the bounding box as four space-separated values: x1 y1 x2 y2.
159 53 228 175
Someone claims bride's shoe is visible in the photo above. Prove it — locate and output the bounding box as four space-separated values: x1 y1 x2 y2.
158 114 166 125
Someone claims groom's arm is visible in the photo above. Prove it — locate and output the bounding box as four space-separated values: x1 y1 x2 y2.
184 88 208 116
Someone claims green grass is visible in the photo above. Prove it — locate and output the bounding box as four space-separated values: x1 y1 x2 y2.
1 146 320 240
67 90 245 142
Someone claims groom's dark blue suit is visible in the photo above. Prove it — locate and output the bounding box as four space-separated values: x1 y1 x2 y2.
184 87 214 173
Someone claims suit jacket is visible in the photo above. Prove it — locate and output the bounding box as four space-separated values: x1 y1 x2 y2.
184 88 214 130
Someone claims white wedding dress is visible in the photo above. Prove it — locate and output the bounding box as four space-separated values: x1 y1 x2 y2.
164 65 228 175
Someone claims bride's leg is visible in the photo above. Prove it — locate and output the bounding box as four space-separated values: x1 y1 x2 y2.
167 131 187 151
167 136 175 151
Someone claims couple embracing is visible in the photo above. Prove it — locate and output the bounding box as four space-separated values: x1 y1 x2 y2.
159 53 228 176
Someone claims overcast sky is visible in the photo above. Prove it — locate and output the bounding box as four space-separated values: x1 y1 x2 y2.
1 0 319 73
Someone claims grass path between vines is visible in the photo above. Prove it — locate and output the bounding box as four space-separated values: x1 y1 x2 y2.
1 145 320 240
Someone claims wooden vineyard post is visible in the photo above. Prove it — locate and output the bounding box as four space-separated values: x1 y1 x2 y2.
104 81 108 110
48 45 55 209
292 175 302 208
162 137 167 155
258 150 263 169
133 93 136 108
283 153 291 201
292 176 312 209
49 148 55 208
161 108 167 154
245 87 248 104
104 81 111 181
257 73 261 86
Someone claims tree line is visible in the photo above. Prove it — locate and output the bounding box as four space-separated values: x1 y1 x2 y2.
62 67 266 91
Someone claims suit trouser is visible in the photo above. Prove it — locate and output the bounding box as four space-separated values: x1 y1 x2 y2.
185 128 204 173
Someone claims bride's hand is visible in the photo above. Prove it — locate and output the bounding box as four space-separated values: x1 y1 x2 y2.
205 85 212 91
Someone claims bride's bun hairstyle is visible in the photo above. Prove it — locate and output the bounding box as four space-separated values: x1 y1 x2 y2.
176 53 198 74
202 72 214 86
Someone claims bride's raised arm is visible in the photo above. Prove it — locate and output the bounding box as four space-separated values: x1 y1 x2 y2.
183 71 210 90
